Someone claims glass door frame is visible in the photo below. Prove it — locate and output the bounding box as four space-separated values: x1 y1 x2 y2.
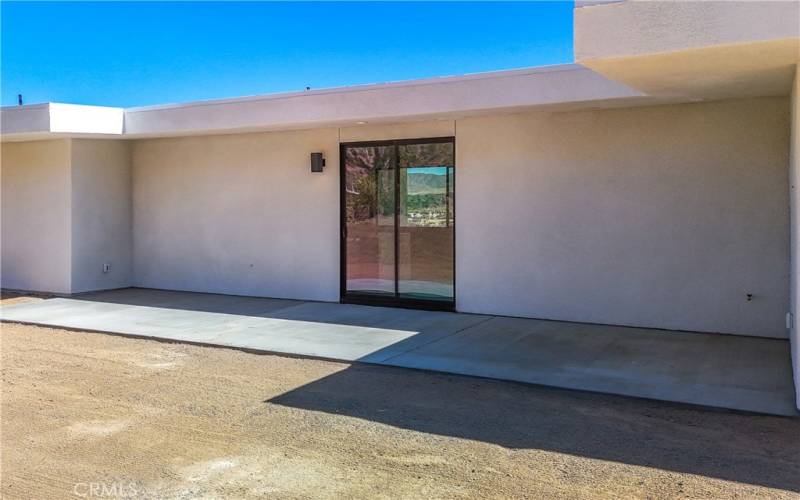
339 136 456 312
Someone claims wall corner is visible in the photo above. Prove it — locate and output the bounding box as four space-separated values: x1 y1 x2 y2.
789 64 800 410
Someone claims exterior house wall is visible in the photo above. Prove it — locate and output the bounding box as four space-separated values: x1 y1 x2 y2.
3 99 789 340
129 97 790 338
70 139 132 293
131 128 340 301
456 97 790 338
1 140 72 294
128 120 448 303
339 120 455 143
575 0 798 61
0 139 132 294
790 66 800 407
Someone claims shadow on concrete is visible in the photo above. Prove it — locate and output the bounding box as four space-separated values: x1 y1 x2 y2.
7 289 800 488
9 287 797 416
267 363 800 492
74 288 306 316
72 287 482 328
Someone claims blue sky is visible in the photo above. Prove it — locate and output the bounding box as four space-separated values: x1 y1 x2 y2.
1 2 574 107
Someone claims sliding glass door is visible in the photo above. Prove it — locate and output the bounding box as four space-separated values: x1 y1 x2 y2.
342 144 396 297
341 137 455 310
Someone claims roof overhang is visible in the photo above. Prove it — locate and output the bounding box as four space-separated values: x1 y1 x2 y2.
121 64 648 138
1 103 124 142
575 0 800 100
1 65 651 141
2 1 796 142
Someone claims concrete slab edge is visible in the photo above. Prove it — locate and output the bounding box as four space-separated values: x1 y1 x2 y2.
3 318 796 418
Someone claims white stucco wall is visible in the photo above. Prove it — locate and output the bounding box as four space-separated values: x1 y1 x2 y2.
70 139 132 293
1 140 72 293
789 66 799 408
456 97 790 338
132 128 340 301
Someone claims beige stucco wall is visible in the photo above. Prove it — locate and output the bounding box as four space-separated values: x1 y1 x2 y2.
70 139 132 293
3 98 790 340
575 0 799 61
575 2 799 102
789 66 799 407
1 139 72 293
132 128 340 301
129 97 789 338
339 120 455 143
456 97 790 338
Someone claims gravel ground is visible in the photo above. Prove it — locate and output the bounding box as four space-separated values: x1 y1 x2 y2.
1 314 799 499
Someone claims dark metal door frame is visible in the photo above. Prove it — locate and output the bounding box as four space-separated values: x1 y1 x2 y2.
339 136 455 312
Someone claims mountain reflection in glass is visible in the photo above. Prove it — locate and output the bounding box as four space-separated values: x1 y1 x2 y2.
343 140 454 304
398 143 454 301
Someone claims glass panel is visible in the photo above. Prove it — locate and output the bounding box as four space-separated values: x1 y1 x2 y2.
397 142 455 301
344 145 396 296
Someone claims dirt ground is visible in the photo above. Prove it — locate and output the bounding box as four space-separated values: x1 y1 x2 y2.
1 317 799 499
0 291 50 306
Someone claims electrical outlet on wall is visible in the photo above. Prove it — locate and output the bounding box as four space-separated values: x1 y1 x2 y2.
103 263 111 273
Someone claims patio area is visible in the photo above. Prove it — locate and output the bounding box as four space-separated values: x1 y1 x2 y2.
1 287 796 416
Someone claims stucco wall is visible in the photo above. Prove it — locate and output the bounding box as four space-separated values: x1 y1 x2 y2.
4 98 790 340
70 139 132 293
339 120 455 143
130 97 789 338
574 2 799 102
789 66 799 407
456 97 790 338
1 139 72 293
575 0 799 61
132 128 340 301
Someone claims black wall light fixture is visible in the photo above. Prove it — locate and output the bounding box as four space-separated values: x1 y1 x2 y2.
311 152 325 172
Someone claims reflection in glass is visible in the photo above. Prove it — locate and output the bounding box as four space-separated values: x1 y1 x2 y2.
343 140 455 305
398 143 455 301
345 146 395 295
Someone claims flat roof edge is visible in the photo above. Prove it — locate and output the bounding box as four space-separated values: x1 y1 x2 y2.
2 64 650 140
1 103 125 139
125 63 587 113
0 103 52 136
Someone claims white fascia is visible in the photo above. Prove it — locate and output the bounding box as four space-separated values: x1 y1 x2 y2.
1 103 124 141
48 103 124 135
1 64 647 141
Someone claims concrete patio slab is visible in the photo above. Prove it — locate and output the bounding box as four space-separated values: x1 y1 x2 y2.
383 316 797 416
0 289 490 362
1 288 796 416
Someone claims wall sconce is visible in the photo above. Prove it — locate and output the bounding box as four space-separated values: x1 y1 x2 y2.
310 152 326 173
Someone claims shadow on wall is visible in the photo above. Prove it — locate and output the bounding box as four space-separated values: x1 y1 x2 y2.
267 363 800 493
